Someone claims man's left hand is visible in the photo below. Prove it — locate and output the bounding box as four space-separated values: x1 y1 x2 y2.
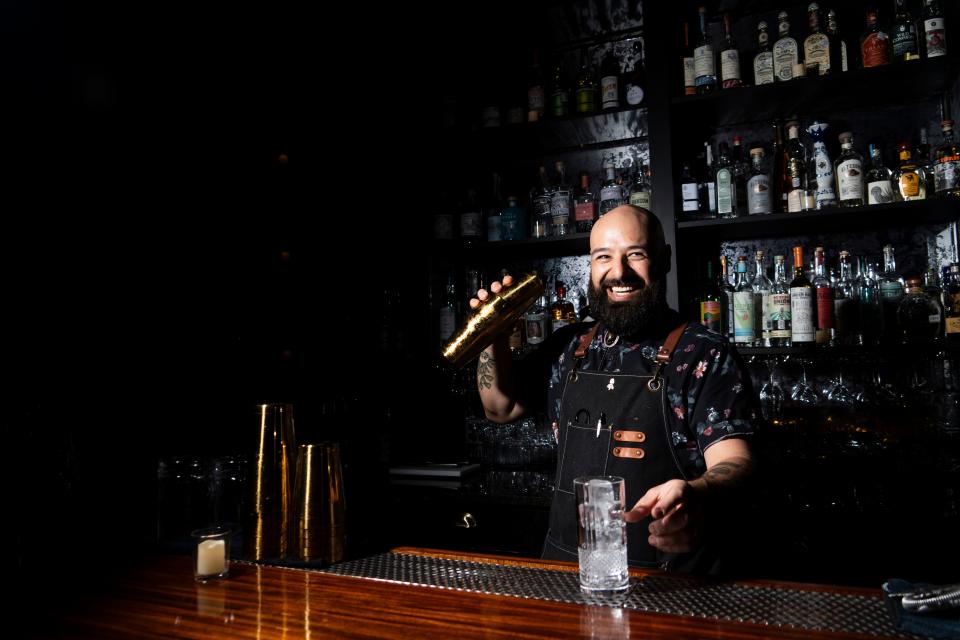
623 479 703 554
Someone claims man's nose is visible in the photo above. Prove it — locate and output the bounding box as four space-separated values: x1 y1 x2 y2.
607 255 628 281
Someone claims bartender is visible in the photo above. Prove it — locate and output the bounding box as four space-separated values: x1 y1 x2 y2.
471 205 756 572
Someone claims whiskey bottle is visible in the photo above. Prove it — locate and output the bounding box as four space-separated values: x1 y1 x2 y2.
574 171 598 233
754 21 775 85
813 247 835 346
694 5 717 94
733 256 755 345
865 144 897 204
785 121 806 212
720 12 742 89
892 0 920 62
747 147 772 214
768 255 792 347
550 281 578 333
524 294 548 346
682 21 696 96
804 3 831 76
860 7 891 68
934 119 960 198
600 44 621 110
894 143 928 200
773 11 799 81
834 131 864 207
790 246 816 344
922 0 947 59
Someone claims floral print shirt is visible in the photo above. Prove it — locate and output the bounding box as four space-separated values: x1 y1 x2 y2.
519 310 757 479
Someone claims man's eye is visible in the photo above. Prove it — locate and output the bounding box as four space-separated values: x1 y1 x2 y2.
629 252 647 260
594 254 610 262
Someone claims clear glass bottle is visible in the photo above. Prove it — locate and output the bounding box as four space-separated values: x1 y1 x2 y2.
733 256 755 345
551 160 573 235
860 7 891 68
531 166 554 238
804 3 830 76
790 246 816 344
599 162 624 216
715 141 738 218
769 255 792 347
573 171 598 233
694 5 717 94
834 131 864 207
628 163 652 209
754 21 775 85
524 294 549 345
720 12 742 89
894 143 928 200
922 0 947 59
880 244 906 344
865 144 898 205
732 136 749 213
701 142 717 216
834 250 859 346
785 122 806 212
747 147 772 214
934 119 960 198
774 11 799 81
753 251 773 346
500 195 527 241
813 247 835 346
858 259 885 346
680 161 700 217
898 277 942 344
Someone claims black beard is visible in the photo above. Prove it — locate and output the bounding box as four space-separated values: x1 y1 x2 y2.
588 278 663 338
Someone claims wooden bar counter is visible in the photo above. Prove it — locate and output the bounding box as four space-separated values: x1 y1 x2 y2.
43 547 908 639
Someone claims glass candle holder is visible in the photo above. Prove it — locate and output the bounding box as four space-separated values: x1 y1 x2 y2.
192 526 231 581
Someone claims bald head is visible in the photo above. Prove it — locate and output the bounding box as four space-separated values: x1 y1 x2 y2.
590 205 668 275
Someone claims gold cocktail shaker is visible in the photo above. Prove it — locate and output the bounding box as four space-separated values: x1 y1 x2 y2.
246 403 297 561
441 272 544 369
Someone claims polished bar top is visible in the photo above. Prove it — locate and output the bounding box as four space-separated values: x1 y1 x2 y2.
48 547 901 639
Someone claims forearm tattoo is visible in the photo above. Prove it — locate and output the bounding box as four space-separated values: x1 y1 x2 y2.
477 351 495 390
701 458 753 494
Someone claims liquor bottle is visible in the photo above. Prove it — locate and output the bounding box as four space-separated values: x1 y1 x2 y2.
701 142 718 215
524 294 548 346
772 120 786 211
551 161 573 235
715 141 738 218
733 256 755 345
527 51 545 122
894 142 928 200
680 161 700 217
858 257 884 345
550 281 578 333
807 120 837 209
774 11 799 81
624 40 646 106
683 21 696 96
898 278 942 344
439 272 458 344
753 251 773 346
500 195 527 241
628 163 652 209
754 21 775 85
880 244 906 343
917 126 937 196
834 131 864 207
694 5 717 94
460 188 483 248
531 166 553 238
790 246 815 344
732 136 750 214
747 147 772 214
865 144 897 204
934 119 960 197
785 121 806 212
550 58 570 117
826 9 849 72
768 255 792 347
813 247 835 346
720 12 742 89
599 162 624 216
575 47 597 114
699 258 723 333
892 0 920 62
574 171 598 233
804 3 831 76
720 254 736 340
834 250 858 346
861 7 891 68
923 0 947 58
486 173 504 242
944 263 960 341
600 45 620 110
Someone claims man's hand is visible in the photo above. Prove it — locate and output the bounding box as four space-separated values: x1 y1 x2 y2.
623 479 704 554
469 274 513 309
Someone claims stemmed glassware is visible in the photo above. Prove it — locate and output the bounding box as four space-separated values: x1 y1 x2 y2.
790 358 819 405
759 356 785 420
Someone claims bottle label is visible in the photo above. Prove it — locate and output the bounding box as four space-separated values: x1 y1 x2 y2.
528 87 545 113
626 84 644 105
862 32 890 67
880 280 904 301
841 40 848 71
733 291 755 342
935 158 960 192
925 19 946 58
700 300 721 333
790 287 815 341
707 183 717 212
721 49 741 84
813 142 837 206
460 211 482 237
694 45 715 84
816 286 835 329
725 292 735 338
837 159 863 201
892 23 918 58
525 313 546 344
769 292 792 338
754 51 775 84
747 174 771 214
600 185 622 204
899 172 921 197
804 33 830 73
681 183 699 211
550 90 568 117
601 76 619 108
629 191 651 209
683 57 696 92
946 316 960 336
551 318 570 333
787 189 803 212
717 169 733 214
575 88 595 113
773 38 798 80
867 179 895 204
551 192 571 224
574 201 597 222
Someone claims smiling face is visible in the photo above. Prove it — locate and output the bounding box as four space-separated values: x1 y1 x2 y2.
588 205 667 336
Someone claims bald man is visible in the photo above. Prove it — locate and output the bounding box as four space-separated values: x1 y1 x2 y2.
472 205 756 573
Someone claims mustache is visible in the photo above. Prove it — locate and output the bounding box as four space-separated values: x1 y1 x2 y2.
600 277 646 288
